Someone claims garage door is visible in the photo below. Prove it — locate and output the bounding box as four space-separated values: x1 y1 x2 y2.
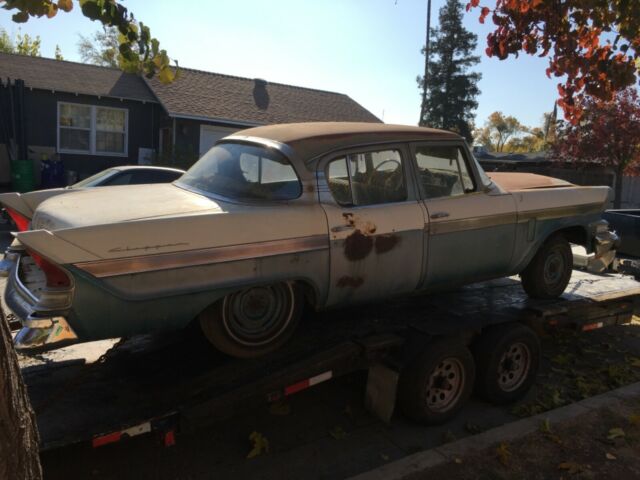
199 125 240 156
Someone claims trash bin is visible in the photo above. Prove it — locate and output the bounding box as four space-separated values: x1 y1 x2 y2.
41 159 65 189
11 160 35 193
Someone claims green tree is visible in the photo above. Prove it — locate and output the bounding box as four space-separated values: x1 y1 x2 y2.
474 111 525 152
0 27 41 56
77 26 120 67
15 31 41 55
418 0 481 142
1 0 177 82
54 44 63 60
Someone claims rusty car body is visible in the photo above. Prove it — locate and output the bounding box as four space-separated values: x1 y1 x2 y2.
0 123 617 357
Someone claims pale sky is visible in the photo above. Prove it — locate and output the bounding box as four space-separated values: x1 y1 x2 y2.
0 0 560 131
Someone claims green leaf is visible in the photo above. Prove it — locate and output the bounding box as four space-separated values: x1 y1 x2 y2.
12 11 29 23
247 431 269 459
607 427 625 440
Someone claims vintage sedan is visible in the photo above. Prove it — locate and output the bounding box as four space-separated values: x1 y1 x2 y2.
1 123 617 357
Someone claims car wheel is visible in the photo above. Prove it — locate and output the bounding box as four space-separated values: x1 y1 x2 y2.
520 234 572 299
397 339 475 425
199 281 303 358
472 323 540 404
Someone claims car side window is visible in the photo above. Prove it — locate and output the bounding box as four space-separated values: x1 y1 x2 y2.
327 149 407 206
414 145 475 199
101 172 133 186
129 170 182 184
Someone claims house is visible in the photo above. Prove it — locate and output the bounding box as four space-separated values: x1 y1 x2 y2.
0 52 379 186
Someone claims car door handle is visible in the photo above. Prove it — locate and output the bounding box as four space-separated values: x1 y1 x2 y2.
430 211 450 219
331 224 356 233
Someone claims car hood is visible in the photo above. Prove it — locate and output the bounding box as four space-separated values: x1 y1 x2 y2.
32 183 220 230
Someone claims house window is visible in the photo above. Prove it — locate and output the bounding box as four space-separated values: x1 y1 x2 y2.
57 102 128 156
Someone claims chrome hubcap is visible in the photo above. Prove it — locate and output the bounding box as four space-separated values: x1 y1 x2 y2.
426 358 465 413
497 342 531 392
222 283 294 346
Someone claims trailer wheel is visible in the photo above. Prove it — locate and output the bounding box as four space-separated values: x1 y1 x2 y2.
520 234 572 299
472 323 540 404
398 339 475 425
198 281 303 359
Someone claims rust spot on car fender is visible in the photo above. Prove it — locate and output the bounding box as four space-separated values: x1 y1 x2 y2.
344 229 373 261
306 184 315 193
375 234 401 254
336 275 364 288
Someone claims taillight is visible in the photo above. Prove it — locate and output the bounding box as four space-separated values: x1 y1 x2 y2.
27 250 71 288
5 207 30 232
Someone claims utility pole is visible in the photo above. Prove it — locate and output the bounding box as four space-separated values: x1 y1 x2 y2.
419 0 432 126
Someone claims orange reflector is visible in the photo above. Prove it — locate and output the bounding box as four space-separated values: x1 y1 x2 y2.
582 322 604 332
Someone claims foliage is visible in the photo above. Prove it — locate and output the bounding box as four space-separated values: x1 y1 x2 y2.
418 0 481 142
0 27 41 56
77 26 120 68
466 0 640 123
552 88 640 207
54 43 62 60
0 0 178 82
474 111 525 152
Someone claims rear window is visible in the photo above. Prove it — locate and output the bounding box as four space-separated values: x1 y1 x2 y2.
177 143 301 201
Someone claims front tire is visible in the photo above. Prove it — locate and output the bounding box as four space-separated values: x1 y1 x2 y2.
397 339 475 425
520 234 572 299
198 281 303 358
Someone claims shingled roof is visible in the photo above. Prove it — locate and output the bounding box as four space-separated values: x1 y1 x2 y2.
145 68 381 125
0 53 380 125
0 52 156 103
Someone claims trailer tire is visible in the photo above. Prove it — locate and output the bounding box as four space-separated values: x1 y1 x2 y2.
397 339 475 425
520 234 572 299
198 281 303 359
472 323 540 404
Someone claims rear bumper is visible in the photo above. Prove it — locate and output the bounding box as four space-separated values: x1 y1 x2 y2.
0 246 78 351
573 220 620 273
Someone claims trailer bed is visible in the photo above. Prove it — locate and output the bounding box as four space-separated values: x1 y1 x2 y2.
19 271 640 451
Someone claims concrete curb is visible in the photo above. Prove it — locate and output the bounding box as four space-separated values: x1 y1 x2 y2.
350 381 640 480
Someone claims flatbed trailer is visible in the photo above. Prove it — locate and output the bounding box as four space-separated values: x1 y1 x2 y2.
19 271 640 452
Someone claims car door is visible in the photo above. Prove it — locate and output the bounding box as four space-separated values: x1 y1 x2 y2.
412 142 517 289
318 144 427 307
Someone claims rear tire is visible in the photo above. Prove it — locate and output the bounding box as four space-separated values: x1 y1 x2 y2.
397 339 475 425
472 323 540 404
198 281 303 359
520 234 572 299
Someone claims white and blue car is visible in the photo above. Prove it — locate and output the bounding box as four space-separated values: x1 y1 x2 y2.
0 123 617 358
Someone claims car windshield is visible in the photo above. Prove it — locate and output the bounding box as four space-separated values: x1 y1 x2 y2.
72 168 118 188
177 142 302 201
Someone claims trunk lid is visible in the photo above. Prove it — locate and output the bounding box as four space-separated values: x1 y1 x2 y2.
31 184 220 231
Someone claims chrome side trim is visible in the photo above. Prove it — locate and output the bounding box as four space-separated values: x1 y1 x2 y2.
517 202 603 222
430 212 516 235
75 235 330 279
429 202 604 236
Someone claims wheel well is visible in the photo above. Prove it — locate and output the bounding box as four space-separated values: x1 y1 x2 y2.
553 226 587 246
294 279 319 311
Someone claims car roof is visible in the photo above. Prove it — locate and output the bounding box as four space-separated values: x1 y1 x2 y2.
111 165 185 173
229 122 462 164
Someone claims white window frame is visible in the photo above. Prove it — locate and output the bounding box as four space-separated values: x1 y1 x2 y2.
57 102 129 157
